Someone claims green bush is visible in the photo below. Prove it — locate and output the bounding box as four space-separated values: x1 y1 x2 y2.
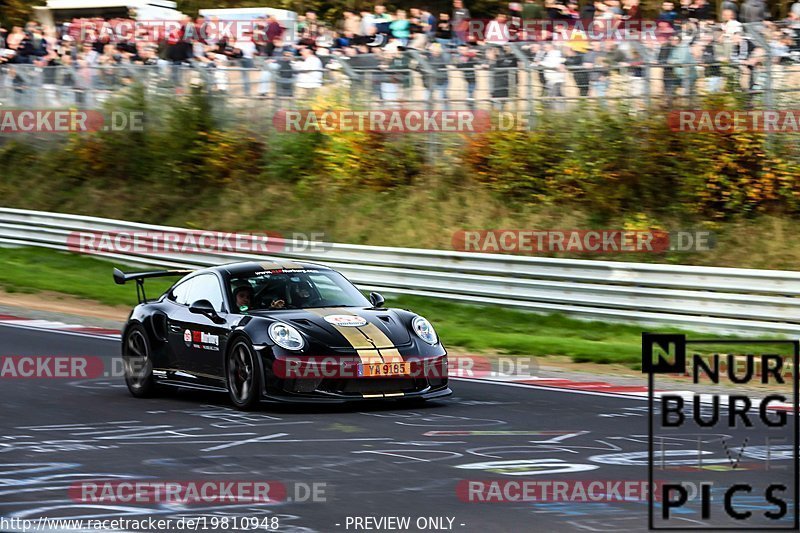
2 86 799 231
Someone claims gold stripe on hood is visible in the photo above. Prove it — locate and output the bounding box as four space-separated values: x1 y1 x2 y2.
307 309 374 364
309 308 404 364
357 323 404 363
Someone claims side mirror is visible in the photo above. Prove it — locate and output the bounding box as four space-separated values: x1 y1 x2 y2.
189 299 223 322
369 292 385 308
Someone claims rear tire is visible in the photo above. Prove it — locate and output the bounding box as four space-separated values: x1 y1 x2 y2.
226 338 262 410
123 324 157 398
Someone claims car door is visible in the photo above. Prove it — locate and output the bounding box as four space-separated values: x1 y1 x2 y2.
164 276 195 375
177 273 230 388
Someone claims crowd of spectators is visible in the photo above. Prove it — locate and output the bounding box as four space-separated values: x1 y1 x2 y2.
1 0 800 106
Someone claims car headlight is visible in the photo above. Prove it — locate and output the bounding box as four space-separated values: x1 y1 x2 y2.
412 316 438 345
268 322 305 351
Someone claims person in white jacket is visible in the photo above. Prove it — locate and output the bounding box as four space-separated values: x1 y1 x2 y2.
540 42 566 109
292 47 323 100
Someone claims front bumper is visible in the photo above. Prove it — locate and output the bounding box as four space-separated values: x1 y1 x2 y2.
261 352 451 403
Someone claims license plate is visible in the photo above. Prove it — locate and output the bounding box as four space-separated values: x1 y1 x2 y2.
359 362 409 377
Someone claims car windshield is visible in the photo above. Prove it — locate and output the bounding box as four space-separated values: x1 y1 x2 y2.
228 268 371 312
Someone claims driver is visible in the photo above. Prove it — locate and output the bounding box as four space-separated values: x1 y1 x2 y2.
290 280 315 307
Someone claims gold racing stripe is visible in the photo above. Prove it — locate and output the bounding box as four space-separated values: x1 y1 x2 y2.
308 308 375 364
357 323 404 363
258 261 306 271
358 349 384 365
377 347 404 364
309 308 404 364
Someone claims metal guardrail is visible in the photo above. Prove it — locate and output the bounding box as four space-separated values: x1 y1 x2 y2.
1 207 799 336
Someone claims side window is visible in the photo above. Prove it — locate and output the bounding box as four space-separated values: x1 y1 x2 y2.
170 278 194 305
186 274 225 312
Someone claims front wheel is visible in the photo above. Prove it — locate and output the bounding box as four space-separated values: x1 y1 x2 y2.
122 324 157 398
226 338 262 410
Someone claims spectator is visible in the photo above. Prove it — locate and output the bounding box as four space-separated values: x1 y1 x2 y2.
408 23 429 50
372 5 393 35
342 11 361 36
700 29 723 92
435 13 453 46
658 1 679 28
268 42 296 98
564 40 589 97
626 47 647 99
455 44 478 105
740 0 767 23
265 15 284 56
485 14 510 45
346 42 382 97
584 41 609 100
522 0 545 20
7 26 25 51
688 0 713 21
236 31 256 96
390 10 411 45
425 42 450 105
720 0 738 19
659 33 680 103
292 46 323 100
487 45 517 108
452 0 470 45
667 33 693 100
624 0 642 20
541 42 564 108
18 24 49 65
379 42 411 103
580 1 598 20
721 8 744 37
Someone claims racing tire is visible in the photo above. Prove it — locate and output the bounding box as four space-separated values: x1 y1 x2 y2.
226 337 262 410
122 323 157 398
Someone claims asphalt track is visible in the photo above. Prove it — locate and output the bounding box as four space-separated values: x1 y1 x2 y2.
0 324 797 533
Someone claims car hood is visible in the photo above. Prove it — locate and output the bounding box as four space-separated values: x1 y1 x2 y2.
253 307 413 349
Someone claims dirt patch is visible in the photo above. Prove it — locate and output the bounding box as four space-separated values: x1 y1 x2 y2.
0 288 130 322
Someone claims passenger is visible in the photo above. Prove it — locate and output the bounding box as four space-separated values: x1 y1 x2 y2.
233 285 254 312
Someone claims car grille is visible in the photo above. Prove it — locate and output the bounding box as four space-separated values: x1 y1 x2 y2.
323 378 419 395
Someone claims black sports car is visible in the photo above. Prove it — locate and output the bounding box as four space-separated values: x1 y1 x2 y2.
114 261 451 409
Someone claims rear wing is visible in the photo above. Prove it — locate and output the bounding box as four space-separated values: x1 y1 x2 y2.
113 268 194 303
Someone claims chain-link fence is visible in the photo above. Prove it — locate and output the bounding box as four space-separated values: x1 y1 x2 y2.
3 55 798 111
